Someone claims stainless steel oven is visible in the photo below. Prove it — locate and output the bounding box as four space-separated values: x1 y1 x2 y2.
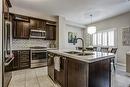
30 48 47 68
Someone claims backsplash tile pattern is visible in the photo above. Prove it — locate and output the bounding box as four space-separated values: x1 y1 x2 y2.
12 39 52 50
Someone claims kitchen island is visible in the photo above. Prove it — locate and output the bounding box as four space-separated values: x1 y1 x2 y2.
47 50 114 87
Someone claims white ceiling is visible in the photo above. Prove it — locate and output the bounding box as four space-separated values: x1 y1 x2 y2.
10 0 130 25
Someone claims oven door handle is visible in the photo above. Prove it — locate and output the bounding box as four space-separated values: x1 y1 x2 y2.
4 57 14 66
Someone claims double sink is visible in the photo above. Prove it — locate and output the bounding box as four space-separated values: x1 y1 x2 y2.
65 51 94 56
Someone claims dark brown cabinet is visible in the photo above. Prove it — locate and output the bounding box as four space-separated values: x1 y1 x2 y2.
46 25 56 40
12 50 30 70
13 21 30 39
30 19 38 29
30 18 46 30
47 53 55 80
11 13 57 40
67 58 87 87
47 52 112 87
12 51 19 70
19 50 30 69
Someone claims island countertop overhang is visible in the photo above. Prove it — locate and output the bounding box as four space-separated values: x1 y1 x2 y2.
47 50 115 63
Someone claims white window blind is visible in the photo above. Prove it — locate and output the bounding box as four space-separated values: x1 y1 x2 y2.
97 33 102 45
93 34 97 46
92 29 115 47
102 32 107 46
108 31 114 46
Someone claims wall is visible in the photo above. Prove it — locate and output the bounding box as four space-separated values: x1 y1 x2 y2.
0 0 2 86
9 6 57 21
85 12 130 66
58 16 84 50
12 39 55 50
65 24 83 50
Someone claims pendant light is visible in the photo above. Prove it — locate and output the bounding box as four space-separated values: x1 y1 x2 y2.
87 14 96 34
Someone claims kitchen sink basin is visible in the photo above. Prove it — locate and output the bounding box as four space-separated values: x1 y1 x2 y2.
65 51 80 54
77 53 94 56
65 51 94 56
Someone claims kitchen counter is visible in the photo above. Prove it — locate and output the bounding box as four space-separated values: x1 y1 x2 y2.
47 50 114 87
12 48 58 51
127 52 130 55
47 50 114 63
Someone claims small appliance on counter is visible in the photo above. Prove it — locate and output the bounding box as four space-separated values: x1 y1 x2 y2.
30 46 47 68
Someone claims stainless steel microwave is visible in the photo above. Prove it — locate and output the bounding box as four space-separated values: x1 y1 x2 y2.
30 29 46 39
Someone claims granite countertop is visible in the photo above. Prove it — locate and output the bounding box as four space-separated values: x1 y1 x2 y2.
127 52 130 55
47 50 115 63
12 48 58 51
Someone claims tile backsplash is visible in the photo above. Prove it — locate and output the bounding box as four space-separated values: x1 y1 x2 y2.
12 39 55 50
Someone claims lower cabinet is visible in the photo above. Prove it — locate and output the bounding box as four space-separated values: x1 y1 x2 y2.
12 50 30 70
12 51 19 70
47 52 111 87
67 58 87 87
19 51 30 69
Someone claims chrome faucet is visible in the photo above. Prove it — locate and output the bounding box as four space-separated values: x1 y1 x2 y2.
73 37 85 53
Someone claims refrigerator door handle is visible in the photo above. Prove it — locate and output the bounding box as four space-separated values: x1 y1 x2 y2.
4 57 14 66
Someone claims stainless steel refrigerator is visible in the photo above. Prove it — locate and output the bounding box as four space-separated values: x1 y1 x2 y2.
3 20 14 87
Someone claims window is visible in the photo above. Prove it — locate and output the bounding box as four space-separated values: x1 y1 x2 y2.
93 34 97 46
102 32 107 46
92 29 115 46
97 33 102 45
108 31 114 46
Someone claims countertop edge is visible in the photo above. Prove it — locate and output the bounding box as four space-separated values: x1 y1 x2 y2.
47 50 115 63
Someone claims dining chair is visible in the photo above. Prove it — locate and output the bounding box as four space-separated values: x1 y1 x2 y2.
108 48 117 71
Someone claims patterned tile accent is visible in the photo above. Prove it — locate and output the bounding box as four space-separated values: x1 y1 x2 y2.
12 39 55 50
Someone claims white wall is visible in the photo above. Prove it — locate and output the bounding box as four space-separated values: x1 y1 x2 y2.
0 0 2 86
9 6 57 21
85 12 130 66
58 16 66 50
58 16 84 50
65 25 83 50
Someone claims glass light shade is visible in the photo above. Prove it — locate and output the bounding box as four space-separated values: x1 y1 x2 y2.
87 26 96 34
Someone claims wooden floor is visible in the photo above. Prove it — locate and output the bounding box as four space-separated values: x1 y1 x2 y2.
8 66 130 87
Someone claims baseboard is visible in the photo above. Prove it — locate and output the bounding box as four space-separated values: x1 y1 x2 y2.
116 63 126 67
126 72 130 76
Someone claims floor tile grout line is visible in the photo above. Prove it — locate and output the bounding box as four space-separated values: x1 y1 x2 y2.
25 69 27 87
35 70 41 87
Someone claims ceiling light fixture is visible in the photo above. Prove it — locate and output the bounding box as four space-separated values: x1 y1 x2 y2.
87 14 96 34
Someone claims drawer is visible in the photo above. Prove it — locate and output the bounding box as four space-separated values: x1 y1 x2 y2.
20 62 30 69
20 51 30 55
20 59 30 63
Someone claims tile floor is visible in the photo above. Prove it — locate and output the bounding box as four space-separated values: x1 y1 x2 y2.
8 67 60 87
8 66 130 87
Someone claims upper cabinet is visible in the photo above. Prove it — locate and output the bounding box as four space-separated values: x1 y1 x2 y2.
30 18 46 30
11 13 56 40
13 21 30 39
46 24 56 40
46 21 56 40
4 0 12 19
